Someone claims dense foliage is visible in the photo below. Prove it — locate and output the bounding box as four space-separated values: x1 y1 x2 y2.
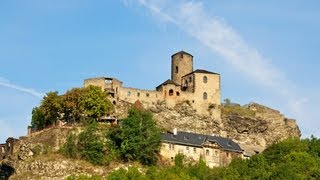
106 137 320 180
31 86 112 129
61 108 161 166
107 108 161 165
61 122 113 165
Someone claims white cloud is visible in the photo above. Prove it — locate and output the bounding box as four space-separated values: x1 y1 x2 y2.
0 77 44 98
123 0 316 136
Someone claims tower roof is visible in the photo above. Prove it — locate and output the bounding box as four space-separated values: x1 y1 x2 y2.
182 69 220 77
171 50 193 58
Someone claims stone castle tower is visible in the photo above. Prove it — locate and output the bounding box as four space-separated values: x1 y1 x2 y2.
171 51 193 85
84 50 221 120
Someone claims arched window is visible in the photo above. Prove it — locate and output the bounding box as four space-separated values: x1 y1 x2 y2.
175 66 179 73
203 92 207 100
203 76 208 83
169 89 174 96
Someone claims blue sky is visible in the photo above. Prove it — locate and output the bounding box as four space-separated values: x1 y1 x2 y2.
1 0 320 142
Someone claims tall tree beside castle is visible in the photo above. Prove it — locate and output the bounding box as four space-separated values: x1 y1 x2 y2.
31 86 113 129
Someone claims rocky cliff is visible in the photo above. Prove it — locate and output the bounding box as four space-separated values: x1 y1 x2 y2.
146 101 300 150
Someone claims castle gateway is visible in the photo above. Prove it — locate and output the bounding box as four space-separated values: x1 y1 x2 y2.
84 51 221 119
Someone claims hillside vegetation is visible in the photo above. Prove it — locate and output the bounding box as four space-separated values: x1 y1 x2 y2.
69 137 320 180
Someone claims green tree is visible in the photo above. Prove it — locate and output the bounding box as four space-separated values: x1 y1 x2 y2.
80 86 112 119
62 88 85 123
223 98 231 106
108 108 161 165
41 91 63 126
77 122 107 165
31 107 45 129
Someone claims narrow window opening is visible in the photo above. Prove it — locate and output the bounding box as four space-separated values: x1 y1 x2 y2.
176 92 180 96
169 89 174 96
137 92 140 97
203 76 208 83
175 66 179 73
203 92 208 100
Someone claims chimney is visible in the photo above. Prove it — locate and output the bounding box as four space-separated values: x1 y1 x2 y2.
173 128 177 135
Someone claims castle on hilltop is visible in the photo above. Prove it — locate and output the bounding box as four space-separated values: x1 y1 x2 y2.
84 51 221 119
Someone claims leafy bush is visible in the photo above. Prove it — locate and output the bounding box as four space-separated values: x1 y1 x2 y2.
107 108 161 165
61 133 78 159
77 122 107 165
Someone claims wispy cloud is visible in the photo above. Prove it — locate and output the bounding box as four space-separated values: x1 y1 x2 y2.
132 0 290 92
123 0 315 136
0 77 44 98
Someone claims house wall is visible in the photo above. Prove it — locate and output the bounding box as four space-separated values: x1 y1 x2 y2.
160 142 241 168
160 142 202 162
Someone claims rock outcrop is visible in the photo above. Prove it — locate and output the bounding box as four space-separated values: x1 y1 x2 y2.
146 101 300 150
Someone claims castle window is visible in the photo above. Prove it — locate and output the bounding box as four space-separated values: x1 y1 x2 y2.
206 149 210 156
203 92 208 100
146 93 150 97
127 91 131 96
175 66 179 73
176 92 180 96
193 147 197 154
189 76 192 83
116 87 118 94
203 76 208 83
137 92 140 97
169 89 174 96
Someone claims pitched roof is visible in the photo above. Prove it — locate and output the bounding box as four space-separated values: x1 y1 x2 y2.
162 131 243 152
207 136 242 152
182 69 220 77
156 79 179 89
162 131 207 147
171 51 193 58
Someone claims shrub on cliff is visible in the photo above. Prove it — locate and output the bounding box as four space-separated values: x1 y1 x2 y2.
107 108 161 165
